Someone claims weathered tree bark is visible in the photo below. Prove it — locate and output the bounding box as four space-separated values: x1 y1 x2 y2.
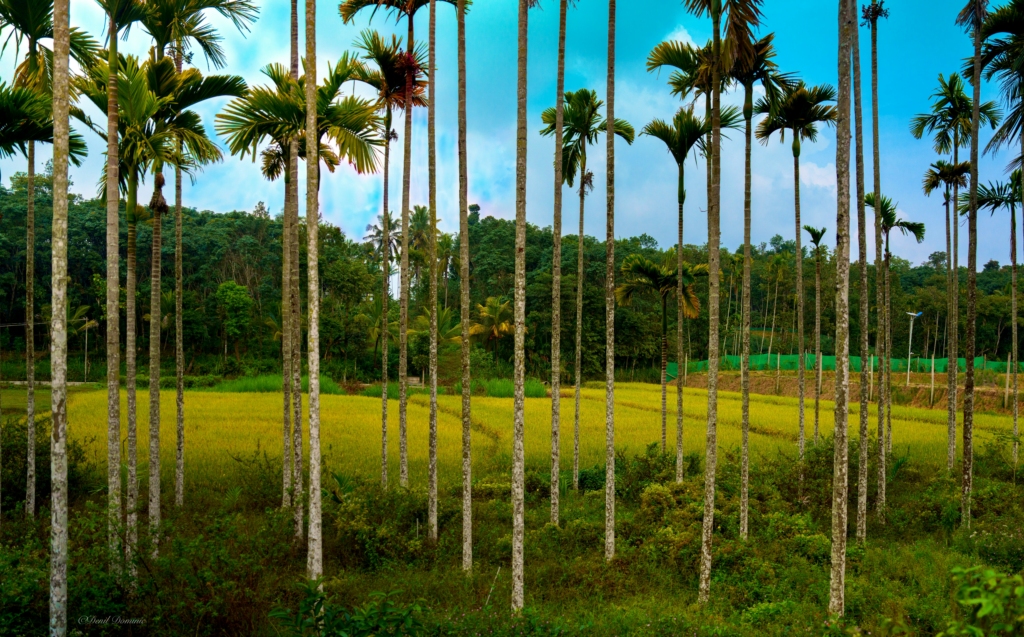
852 11 870 544
457 0 472 572
174 50 185 510
604 0 617 564
282 153 293 508
1014 137 1021 471
550 0 568 527
829 0 853 615
814 248 822 444
49 3 70 630
573 157 587 491
104 14 122 568
698 3 722 604
304 0 323 580
963 5 983 527
677 161 687 485
26 138 35 519
125 173 139 575
740 81 752 536
512 0 529 610
792 140 806 462
398 13 415 490
148 170 167 556
380 132 390 489
869 3 887 520
290 0 304 538
950 138 961 470
427 0 439 545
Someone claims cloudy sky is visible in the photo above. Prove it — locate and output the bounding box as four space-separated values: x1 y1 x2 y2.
0 0 1016 268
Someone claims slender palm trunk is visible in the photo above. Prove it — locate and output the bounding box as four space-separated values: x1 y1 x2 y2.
946 185 955 470
871 10 886 519
49 5 70 629
793 142 806 462
550 0 568 527
381 133 391 490
885 240 892 454
1014 143 1021 472
399 15 415 490
573 159 586 491
740 83 753 537
457 0 472 572
26 138 35 519
963 14 982 527
304 0 323 580
148 175 165 555
125 174 139 574
604 0 618 564
174 52 185 509
852 12 870 544
698 4 722 604
282 157 293 508
426 0 440 545
511 0 529 612
829 0 853 615
290 0 304 538
660 296 667 451
676 163 686 485
814 252 822 444
104 20 122 568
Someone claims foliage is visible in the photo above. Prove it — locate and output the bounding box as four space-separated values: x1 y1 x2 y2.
271 581 425 637
938 567 1024 635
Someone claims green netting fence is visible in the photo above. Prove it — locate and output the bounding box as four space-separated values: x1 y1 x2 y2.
667 356 1019 380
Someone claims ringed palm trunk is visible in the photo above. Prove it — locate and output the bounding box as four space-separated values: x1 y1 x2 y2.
604 0 617 564
125 171 140 574
282 154 293 508
946 183 955 470
949 138 961 470
457 0 472 572
304 0 323 580
740 82 752 537
174 52 185 509
852 10 870 544
573 157 587 491
398 11 415 490
829 0 854 615
1011 193 1018 473
104 18 122 567
676 161 686 485
814 251 822 444
381 128 391 489
148 173 166 555
511 0 528 612
699 3 722 604
792 134 807 462
49 4 71 628
871 8 887 519
290 0 304 538
427 0 439 544
660 295 667 451
26 138 35 519
550 0 568 527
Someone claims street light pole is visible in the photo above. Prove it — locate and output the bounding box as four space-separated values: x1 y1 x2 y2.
907 311 922 387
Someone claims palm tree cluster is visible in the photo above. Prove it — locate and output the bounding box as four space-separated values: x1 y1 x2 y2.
6 0 1024 629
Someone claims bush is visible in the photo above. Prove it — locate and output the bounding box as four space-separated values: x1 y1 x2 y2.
271 581 426 637
479 378 547 398
938 567 1024 635
207 374 345 395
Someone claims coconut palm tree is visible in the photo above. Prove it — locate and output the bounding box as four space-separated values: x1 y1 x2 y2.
469 297 514 354
355 29 426 490
540 88 634 494
958 0 989 528
456 0 472 572
0 0 98 520
48 0 70 628
974 177 1020 465
755 80 837 466
616 254 707 451
911 73 998 477
804 225 827 445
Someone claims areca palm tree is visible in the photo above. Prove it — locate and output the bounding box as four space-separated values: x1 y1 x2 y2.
616 254 706 454
911 73 998 479
540 88 634 495
804 225 827 445
755 80 837 467
641 104 738 481
355 28 426 490
728 31 791 540
0 0 98 520
456 0 472 572
974 176 1020 464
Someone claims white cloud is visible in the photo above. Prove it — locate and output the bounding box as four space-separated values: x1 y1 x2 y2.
800 161 837 193
663 25 696 47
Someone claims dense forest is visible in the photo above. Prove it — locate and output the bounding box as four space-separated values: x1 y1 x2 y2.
2 164 1018 385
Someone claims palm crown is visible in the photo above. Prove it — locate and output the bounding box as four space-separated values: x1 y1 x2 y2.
866 192 926 250
910 73 1001 156
754 81 837 156
141 0 259 67
540 89 635 188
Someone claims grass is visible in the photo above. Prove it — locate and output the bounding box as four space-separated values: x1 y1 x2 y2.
202 374 345 395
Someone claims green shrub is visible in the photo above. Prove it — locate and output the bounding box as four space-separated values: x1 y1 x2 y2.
481 378 547 398
207 374 344 395
271 580 426 637
938 567 1024 635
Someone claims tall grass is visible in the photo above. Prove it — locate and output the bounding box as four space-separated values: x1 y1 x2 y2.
205 374 344 395
452 378 547 398
361 382 441 398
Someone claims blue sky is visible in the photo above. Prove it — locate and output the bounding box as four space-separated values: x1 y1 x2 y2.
0 0 1016 268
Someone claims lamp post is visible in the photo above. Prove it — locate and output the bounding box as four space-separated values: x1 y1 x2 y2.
907 311 922 387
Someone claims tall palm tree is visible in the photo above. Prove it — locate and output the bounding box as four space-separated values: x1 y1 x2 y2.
48 0 70 629
911 72 998 474
93 0 145 571
511 0 532 611
603 0 618 566
804 226 827 445
829 0 854 615
974 177 1020 464
548 0 575 529
540 88 633 493
727 32 790 538
0 0 98 520
755 80 837 466
355 29 426 490
616 255 706 444
339 0 454 491
958 0 989 528
456 0 472 572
